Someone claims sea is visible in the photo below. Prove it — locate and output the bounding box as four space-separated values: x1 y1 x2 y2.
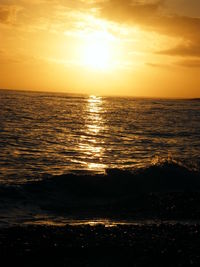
0 89 200 227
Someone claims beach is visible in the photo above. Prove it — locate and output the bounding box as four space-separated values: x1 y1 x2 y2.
1 165 200 266
1 222 200 267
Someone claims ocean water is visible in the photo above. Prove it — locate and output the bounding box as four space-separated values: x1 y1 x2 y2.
0 89 200 226
0 89 200 184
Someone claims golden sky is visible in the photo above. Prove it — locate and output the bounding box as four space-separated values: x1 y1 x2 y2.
0 0 200 98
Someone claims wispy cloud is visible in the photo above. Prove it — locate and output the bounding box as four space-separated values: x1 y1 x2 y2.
176 59 200 68
0 4 21 24
146 62 171 68
99 0 162 23
158 42 200 57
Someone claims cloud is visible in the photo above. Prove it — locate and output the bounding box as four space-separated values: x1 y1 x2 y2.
158 42 200 57
0 4 21 24
164 0 200 17
99 0 200 39
176 59 200 68
146 62 170 68
154 16 200 58
98 0 200 58
100 0 162 23
0 0 98 33
147 59 200 69
153 16 200 58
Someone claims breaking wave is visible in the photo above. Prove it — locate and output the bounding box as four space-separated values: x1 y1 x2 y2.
0 159 199 205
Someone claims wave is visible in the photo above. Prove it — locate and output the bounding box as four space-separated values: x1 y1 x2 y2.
0 159 200 227
0 159 199 205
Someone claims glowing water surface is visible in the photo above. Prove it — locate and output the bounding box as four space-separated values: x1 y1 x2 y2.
0 90 200 183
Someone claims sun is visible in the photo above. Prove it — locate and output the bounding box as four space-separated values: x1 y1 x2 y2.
83 41 110 70
81 31 114 71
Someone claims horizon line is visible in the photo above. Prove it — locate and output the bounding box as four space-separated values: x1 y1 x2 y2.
0 88 199 100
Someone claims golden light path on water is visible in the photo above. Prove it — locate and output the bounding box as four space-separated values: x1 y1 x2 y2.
78 95 107 171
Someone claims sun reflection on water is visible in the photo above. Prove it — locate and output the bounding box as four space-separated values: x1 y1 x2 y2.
87 95 103 134
78 95 107 171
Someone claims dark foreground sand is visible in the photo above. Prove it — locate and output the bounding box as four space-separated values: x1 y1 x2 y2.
1 163 200 266
0 222 200 267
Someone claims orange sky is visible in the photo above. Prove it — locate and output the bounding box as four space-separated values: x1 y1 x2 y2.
0 0 200 98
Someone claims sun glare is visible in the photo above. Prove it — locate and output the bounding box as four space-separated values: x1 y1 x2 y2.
83 41 110 70
81 31 115 71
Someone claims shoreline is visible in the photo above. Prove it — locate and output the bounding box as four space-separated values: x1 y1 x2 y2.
1 161 200 265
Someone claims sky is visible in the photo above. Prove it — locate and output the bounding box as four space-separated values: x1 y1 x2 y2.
0 0 200 98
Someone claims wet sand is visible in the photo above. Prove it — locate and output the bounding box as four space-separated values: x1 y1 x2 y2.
1 222 200 267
